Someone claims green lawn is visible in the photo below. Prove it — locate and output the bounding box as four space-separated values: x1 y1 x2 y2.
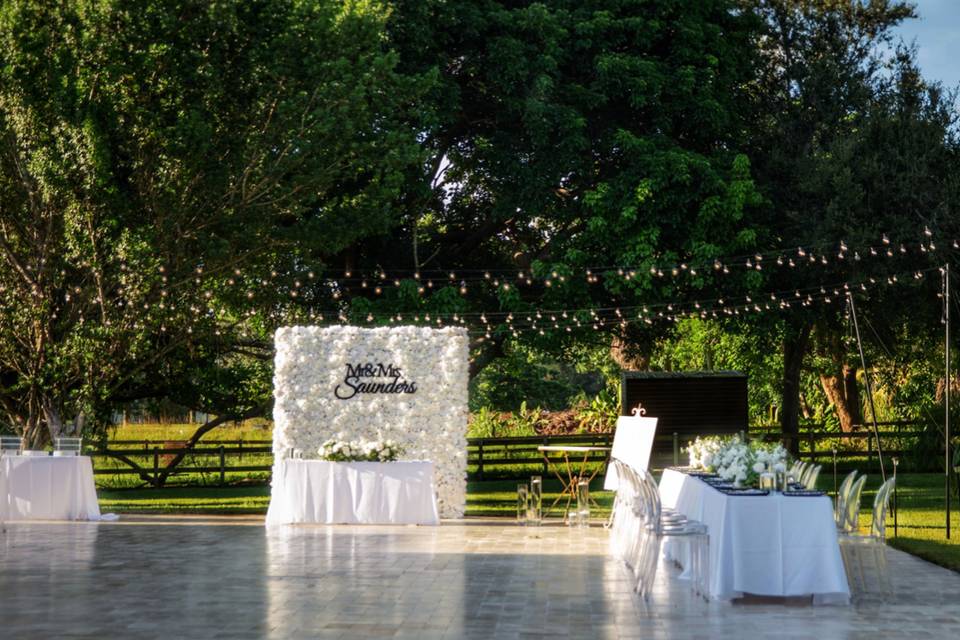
98 477 615 518
99 486 272 514
832 472 960 572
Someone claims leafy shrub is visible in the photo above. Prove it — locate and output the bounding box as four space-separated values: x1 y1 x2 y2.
577 384 620 433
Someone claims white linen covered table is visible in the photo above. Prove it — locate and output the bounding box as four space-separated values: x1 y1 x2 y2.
266 460 439 525
659 469 849 604
0 455 101 521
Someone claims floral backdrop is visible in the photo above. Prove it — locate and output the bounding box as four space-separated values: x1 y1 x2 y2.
272 325 469 517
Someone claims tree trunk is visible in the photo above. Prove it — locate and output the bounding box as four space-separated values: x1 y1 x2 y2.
819 372 858 432
610 333 650 371
843 364 862 427
799 392 813 419
781 322 812 455
43 398 66 440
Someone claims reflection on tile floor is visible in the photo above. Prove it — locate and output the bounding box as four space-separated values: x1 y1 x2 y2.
1 517 959 639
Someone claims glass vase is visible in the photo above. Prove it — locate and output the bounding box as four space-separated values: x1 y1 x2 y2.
759 471 775 491
528 476 542 526
517 484 529 523
576 479 590 528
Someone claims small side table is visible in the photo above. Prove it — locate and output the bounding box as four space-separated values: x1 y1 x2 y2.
537 445 611 523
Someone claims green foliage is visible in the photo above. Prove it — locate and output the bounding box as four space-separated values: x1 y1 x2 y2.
506 401 545 437
576 383 620 433
466 407 509 439
0 0 428 444
469 343 602 411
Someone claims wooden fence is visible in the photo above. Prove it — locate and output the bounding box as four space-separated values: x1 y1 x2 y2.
86 420 932 486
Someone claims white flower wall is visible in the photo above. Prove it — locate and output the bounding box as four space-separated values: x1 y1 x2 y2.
272 325 470 518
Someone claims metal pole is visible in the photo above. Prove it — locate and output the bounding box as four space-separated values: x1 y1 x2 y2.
945 265 951 539
833 448 838 498
893 457 899 538
847 293 886 481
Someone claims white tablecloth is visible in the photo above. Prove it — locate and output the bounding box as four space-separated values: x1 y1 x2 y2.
659 469 849 604
266 460 439 525
1 455 101 521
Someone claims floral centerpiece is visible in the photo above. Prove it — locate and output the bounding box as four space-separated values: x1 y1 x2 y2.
318 437 404 462
686 435 788 487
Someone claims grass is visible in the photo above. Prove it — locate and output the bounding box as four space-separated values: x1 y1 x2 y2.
98 485 271 514
96 477 614 518
829 472 960 572
108 422 272 442
466 477 614 518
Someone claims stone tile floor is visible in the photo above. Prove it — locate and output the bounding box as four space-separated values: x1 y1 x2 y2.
1 517 959 639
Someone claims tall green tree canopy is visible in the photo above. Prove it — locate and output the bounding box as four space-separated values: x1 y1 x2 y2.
334 0 766 377
0 0 426 444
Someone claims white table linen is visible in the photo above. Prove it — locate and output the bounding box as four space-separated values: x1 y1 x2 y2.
659 469 849 604
1 455 101 521
266 460 439 525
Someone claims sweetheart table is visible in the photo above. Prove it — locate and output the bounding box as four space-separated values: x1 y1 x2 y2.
266 459 439 526
0 455 101 521
659 469 849 604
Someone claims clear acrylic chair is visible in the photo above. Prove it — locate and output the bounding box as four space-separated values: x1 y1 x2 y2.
608 459 639 560
840 475 868 534
53 437 82 456
840 476 896 596
606 458 632 531
834 470 859 528
0 436 22 456
804 464 822 490
630 466 709 600
792 461 808 485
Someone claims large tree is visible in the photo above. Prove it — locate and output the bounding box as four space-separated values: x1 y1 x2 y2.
0 0 426 445
327 0 766 396
741 0 960 445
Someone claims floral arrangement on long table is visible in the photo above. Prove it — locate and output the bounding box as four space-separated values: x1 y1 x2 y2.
686 434 788 486
318 437 404 463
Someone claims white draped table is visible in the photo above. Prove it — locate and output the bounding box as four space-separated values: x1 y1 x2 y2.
266 460 439 526
1 455 101 521
659 469 849 604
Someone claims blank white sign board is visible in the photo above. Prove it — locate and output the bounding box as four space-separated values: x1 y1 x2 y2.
603 415 658 490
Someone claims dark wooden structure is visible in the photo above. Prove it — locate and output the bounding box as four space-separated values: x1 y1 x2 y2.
620 371 748 456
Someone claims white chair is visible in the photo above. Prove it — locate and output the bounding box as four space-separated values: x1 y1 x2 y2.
803 464 822 490
837 474 868 589
840 477 896 595
834 470 859 528
628 466 710 600
0 436 22 456
608 459 638 558
791 461 808 485
840 475 868 534
54 437 82 456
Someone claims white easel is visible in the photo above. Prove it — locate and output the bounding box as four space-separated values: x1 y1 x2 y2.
603 405 658 491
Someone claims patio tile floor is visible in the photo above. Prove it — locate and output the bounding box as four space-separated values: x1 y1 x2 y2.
1 517 958 639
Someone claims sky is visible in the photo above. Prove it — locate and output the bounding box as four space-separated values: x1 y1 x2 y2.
895 0 960 88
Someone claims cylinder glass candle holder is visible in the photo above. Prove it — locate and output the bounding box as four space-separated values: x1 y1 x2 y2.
759 471 775 491
775 470 787 492
576 479 590 528
528 476 542 525
517 484 529 523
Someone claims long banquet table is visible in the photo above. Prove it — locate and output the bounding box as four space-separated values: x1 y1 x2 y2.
1 455 102 521
266 459 439 526
659 468 849 604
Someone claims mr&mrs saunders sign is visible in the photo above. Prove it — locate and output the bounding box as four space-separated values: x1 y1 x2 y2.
334 362 417 400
